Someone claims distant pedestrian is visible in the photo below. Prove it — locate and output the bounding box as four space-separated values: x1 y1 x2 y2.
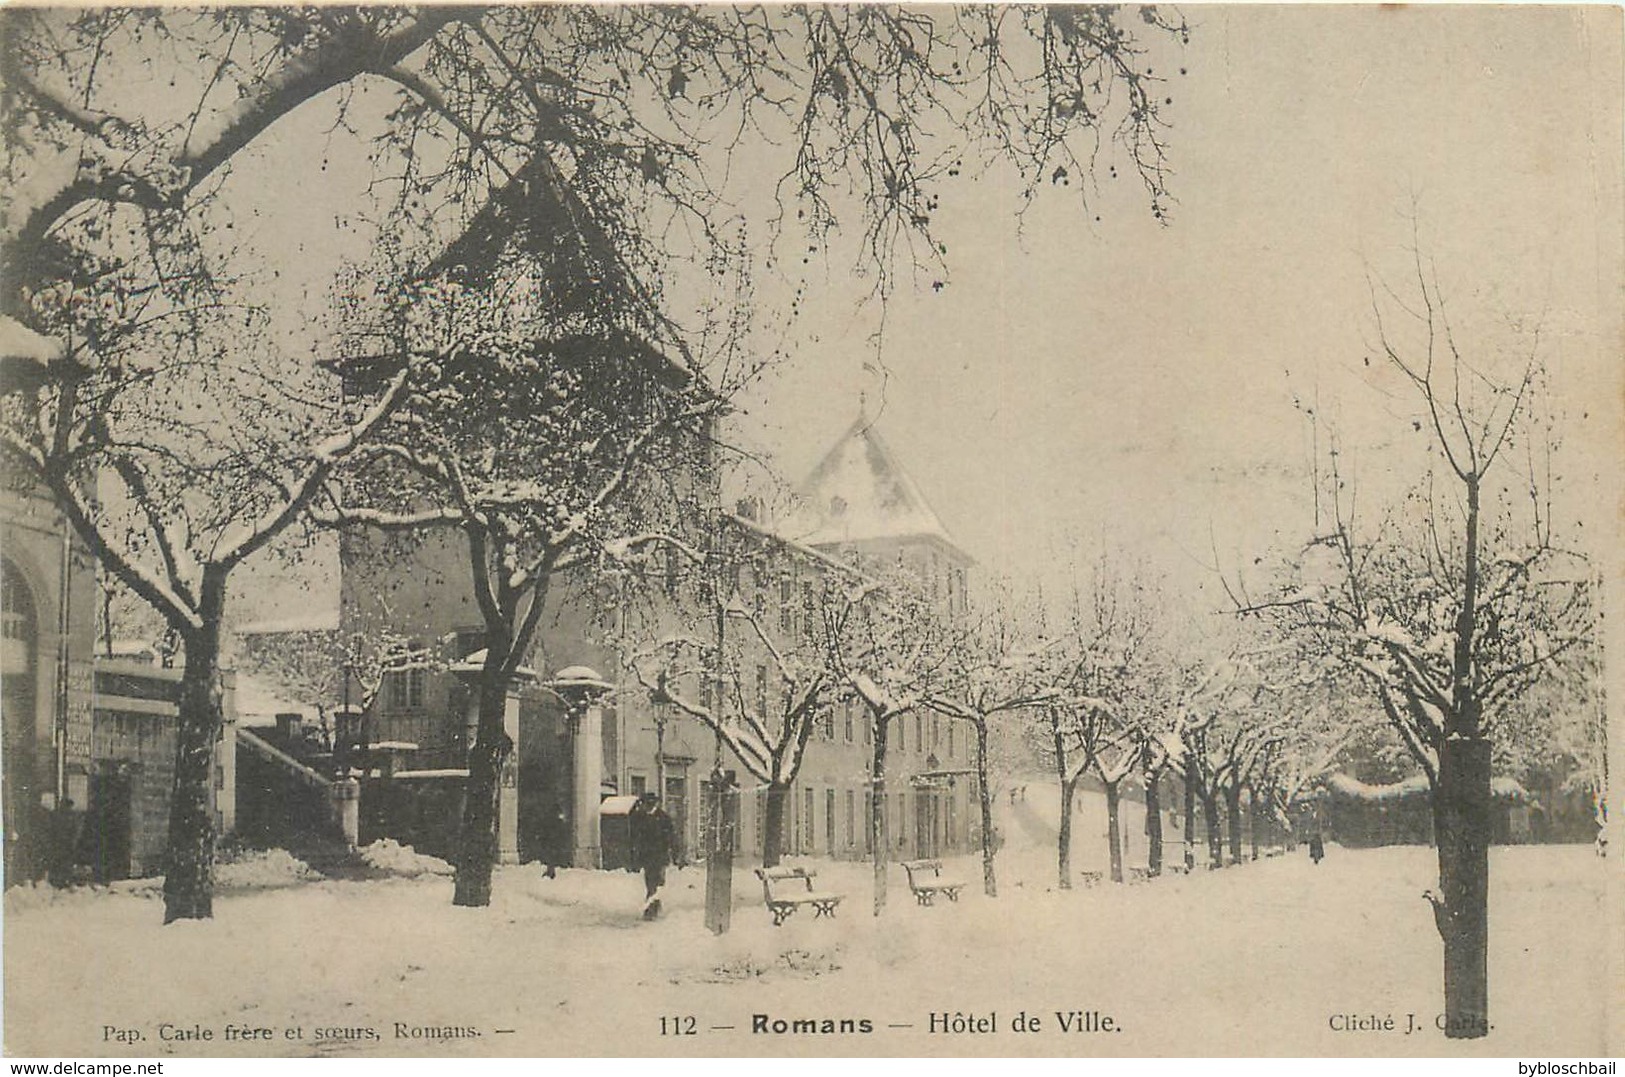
539 799 567 879
1308 831 1325 865
630 792 676 920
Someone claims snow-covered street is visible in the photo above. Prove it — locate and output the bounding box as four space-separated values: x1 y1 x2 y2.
4 792 1612 1058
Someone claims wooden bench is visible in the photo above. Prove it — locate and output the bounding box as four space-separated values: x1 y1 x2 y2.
901 859 966 906
756 867 843 926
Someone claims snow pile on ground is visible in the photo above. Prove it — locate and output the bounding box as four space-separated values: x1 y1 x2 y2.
2 791 1611 1060
2 877 162 915
215 848 318 890
359 839 453 877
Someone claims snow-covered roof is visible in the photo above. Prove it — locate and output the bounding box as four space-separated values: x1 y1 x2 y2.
792 414 968 560
1325 771 1531 803
235 609 342 635
107 639 159 662
232 671 321 728
449 649 538 680
723 511 864 579
0 316 65 364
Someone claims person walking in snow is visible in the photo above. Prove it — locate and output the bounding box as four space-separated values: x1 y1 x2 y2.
539 799 566 879
1308 831 1325 865
630 792 676 920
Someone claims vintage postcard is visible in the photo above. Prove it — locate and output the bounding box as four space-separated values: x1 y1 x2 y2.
1 3 1620 1062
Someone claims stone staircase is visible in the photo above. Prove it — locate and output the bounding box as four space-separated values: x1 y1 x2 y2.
235 727 364 877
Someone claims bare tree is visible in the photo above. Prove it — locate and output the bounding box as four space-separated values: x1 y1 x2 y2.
927 593 1054 897
820 567 956 914
628 564 833 870
0 6 477 925
1233 243 1595 1037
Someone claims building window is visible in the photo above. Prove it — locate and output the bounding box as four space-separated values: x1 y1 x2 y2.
384 664 425 712
843 699 854 742
801 581 816 640
825 788 836 852
844 789 855 847
629 774 647 797
699 677 713 712
864 792 874 853
947 721 955 759
779 578 794 633
452 629 485 662
664 545 679 597
803 787 815 853
915 713 923 751
897 717 905 752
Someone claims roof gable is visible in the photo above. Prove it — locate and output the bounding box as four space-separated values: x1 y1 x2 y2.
794 414 967 560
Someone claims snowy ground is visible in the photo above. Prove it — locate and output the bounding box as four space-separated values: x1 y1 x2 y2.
4 786 1615 1058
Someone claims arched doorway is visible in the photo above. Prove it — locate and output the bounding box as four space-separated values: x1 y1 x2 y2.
2 557 41 884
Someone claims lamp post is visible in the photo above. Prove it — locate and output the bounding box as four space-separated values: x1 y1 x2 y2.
546 665 614 868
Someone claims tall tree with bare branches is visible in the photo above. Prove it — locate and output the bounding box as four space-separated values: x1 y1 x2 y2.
1233 241 1595 1037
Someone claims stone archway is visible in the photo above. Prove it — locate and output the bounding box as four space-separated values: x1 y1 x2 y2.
2 556 41 884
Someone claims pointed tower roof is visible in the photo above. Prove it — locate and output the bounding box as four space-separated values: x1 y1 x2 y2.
795 414 969 561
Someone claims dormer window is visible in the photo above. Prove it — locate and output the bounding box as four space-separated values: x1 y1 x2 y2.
829 495 847 518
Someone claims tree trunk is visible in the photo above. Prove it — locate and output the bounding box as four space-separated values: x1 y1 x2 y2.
163 604 225 923
1432 469 1490 1038
974 718 997 897
453 671 510 907
870 715 890 915
762 781 789 868
1183 771 1196 871
1199 787 1224 868
1433 737 1491 1039
1144 766 1163 877
1225 785 1243 865
1104 779 1123 884
1058 774 1078 889
1248 787 1260 861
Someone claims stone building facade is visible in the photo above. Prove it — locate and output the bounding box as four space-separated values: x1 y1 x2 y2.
334 414 981 867
1 485 235 885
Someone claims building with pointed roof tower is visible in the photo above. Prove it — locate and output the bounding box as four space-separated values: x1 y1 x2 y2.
790 412 974 619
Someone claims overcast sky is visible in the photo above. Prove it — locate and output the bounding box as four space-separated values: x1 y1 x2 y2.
729 5 1621 610
229 5 1621 628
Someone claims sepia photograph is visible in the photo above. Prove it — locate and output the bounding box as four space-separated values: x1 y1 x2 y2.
0 3 1620 1062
